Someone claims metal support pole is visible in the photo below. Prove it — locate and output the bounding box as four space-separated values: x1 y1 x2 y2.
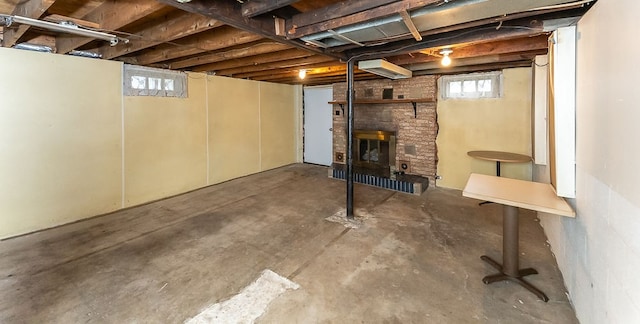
346 59 355 219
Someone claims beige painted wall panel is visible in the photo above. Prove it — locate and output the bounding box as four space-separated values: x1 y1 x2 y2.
207 76 261 184
0 48 122 238
124 74 207 207
259 82 298 170
436 68 533 190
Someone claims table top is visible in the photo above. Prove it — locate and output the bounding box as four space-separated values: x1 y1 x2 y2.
463 173 575 217
467 151 532 163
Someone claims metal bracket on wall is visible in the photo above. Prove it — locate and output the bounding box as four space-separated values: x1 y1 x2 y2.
412 102 417 118
338 103 345 116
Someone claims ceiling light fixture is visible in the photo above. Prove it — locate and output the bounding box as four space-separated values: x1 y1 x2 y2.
298 69 306 79
440 48 453 67
358 59 412 79
1 15 125 46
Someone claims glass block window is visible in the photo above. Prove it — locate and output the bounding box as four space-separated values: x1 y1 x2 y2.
123 64 187 98
440 71 502 99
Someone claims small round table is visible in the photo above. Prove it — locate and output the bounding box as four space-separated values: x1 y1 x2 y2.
467 151 532 205
467 151 532 177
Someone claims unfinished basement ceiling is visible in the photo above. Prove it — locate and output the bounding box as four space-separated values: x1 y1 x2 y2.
0 0 595 85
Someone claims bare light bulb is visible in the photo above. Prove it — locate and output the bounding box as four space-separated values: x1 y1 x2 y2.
440 48 453 67
298 69 306 79
441 55 451 66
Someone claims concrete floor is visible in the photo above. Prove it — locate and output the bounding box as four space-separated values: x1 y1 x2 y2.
0 164 577 323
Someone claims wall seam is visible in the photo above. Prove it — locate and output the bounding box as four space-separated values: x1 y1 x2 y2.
258 83 262 170
205 75 210 185
120 66 126 208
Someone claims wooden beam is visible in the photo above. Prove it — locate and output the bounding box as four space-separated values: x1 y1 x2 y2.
242 0 301 18
261 70 377 84
169 41 291 70
232 61 343 79
252 65 349 81
2 0 55 47
412 60 534 76
191 48 315 73
287 0 440 39
346 17 546 60
408 50 545 72
399 10 421 41
56 0 166 54
43 14 100 29
387 34 550 65
133 27 263 65
156 0 342 59
214 55 336 76
99 12 222 59
287 0 397 30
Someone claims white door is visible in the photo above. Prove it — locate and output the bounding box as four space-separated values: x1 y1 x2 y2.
303 86 333 166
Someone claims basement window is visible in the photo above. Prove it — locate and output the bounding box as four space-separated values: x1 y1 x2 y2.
439 71 502 99
124 64 187 98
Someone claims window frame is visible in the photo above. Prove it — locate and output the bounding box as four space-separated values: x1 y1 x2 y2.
439 71 503 100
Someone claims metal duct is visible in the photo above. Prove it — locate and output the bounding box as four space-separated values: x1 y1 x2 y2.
300 0 591 48
69 50 103 59
13 43 53 52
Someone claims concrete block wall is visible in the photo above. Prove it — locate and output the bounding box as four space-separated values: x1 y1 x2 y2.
332 76 438 182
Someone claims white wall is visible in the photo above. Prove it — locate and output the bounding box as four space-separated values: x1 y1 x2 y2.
535 0 640 322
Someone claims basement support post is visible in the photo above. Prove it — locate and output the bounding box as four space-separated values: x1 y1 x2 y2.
346 59 355 220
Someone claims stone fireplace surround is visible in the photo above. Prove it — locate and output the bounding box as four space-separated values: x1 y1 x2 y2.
331 75 438 187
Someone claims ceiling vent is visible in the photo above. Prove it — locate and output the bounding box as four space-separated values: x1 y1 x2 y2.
358 59 412 79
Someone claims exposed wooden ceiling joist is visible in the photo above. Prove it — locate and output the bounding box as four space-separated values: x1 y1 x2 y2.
43 14 100 29
387 34 550 66
412 60 534 76
252 64 350 81
169 40 292 70
2 0 55 47
242 0 302 18
98 12 222 60
191 47 315 73
133 26 263 65
232 60 346 79
287 0 396 34
399 10 422 41
156 0 343 60
0 0 596 85
214 55 336 76
346 17 547 60
55 0 166 54
287 0 440 39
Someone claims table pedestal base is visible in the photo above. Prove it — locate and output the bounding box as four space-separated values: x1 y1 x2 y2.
480 255 549 302
480 205 549 302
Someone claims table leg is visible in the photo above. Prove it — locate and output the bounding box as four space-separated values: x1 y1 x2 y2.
479 161 502 206
480 205 549 302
